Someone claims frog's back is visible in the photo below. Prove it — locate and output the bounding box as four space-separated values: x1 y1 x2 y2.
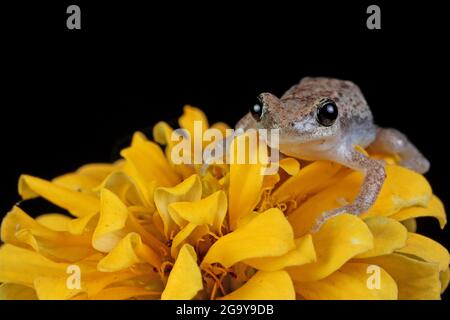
282 77 377 147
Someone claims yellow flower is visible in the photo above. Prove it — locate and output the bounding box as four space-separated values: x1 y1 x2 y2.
0 106 448 300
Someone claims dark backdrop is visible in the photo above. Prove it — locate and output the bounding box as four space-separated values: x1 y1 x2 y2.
1 1 449 299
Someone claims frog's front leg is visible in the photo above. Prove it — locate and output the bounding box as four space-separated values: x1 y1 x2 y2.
368 127 430 174
311 147 386 232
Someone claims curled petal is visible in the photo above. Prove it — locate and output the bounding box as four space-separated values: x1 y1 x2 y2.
390 195 446 229
154 174 202 237
178 105 209 138
395 232 449 272
92 189 129 252
279 158 301 176
358 253 441 299
168 190 227 232
202 208 295 268
245 234 316 271
294 263 397 300
36 214 71 232
356 217 408 259
161 244 203 300
228 133 268 230
98 232 161 272
0 283 38 300
121 132 180 205
19 175 100 218
288 214 373 282
220 270 295 300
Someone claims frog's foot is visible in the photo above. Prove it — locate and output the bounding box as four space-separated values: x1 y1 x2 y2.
310 205 357 233
369 127 430 174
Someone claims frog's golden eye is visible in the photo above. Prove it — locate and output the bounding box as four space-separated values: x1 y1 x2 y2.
250 96 264 121
316 99 338 126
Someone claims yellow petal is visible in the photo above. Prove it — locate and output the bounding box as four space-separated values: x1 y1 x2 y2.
271 160 342 205
1 207 94 262
161 244 203 300
288 165 432 236
202 208 295 268
153 121 174 146
98 233 161 272
36 214 71 232
294 263 397 300
19 175 100 218
96 171 145 207
121 132 180 204
168 190 227 232
390 195 446 229
154 174 202 237
76 163 119 181
0 283 38 300
440 268 449 294
178 105 209 138
92 188 129 252
52 173 100 194
279 158 300 176
245 234 316 271
288 214 373 282
0 244 67 287
67 212 99 235
228 133 267 230
395 232 449 272
359 253 441 299
355 217 408 259
220 270 295 300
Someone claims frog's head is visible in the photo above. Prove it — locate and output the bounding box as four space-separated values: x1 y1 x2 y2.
250 92 341 157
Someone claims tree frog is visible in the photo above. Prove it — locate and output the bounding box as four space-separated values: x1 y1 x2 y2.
237 77 429 231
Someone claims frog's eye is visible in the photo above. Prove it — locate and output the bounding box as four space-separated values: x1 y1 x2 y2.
250 97 264 121
316 100 338 126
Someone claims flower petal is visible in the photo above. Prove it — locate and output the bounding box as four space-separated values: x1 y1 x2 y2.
168 190 227 232
0 244 67 287
220 270 295 300
279 158 300 176
395 232 449 272
228 133 267 230
355 217 408 259
161 244 203 300
245 234 316 271
288 214 373 282
92 188 129 252
19 175 100 218
288 165 432 236
1 207 94 262
390 195 446 229
121 132 180 204
178 105 209 137
271 161 342 205
294 263 397 300
98 232 161 272
36 214 71 232
202 208 295 268
0 283 38 300
358 253 441 299
154 174 202 237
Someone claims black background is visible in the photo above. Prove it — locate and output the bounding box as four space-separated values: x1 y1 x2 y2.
1 1 449 300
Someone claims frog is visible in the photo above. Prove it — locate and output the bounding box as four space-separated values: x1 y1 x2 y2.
234 77 430 231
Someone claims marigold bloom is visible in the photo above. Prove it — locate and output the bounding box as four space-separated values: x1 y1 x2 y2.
0 106 448 300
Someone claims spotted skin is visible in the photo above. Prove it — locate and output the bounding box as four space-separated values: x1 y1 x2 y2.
237 77 429 232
